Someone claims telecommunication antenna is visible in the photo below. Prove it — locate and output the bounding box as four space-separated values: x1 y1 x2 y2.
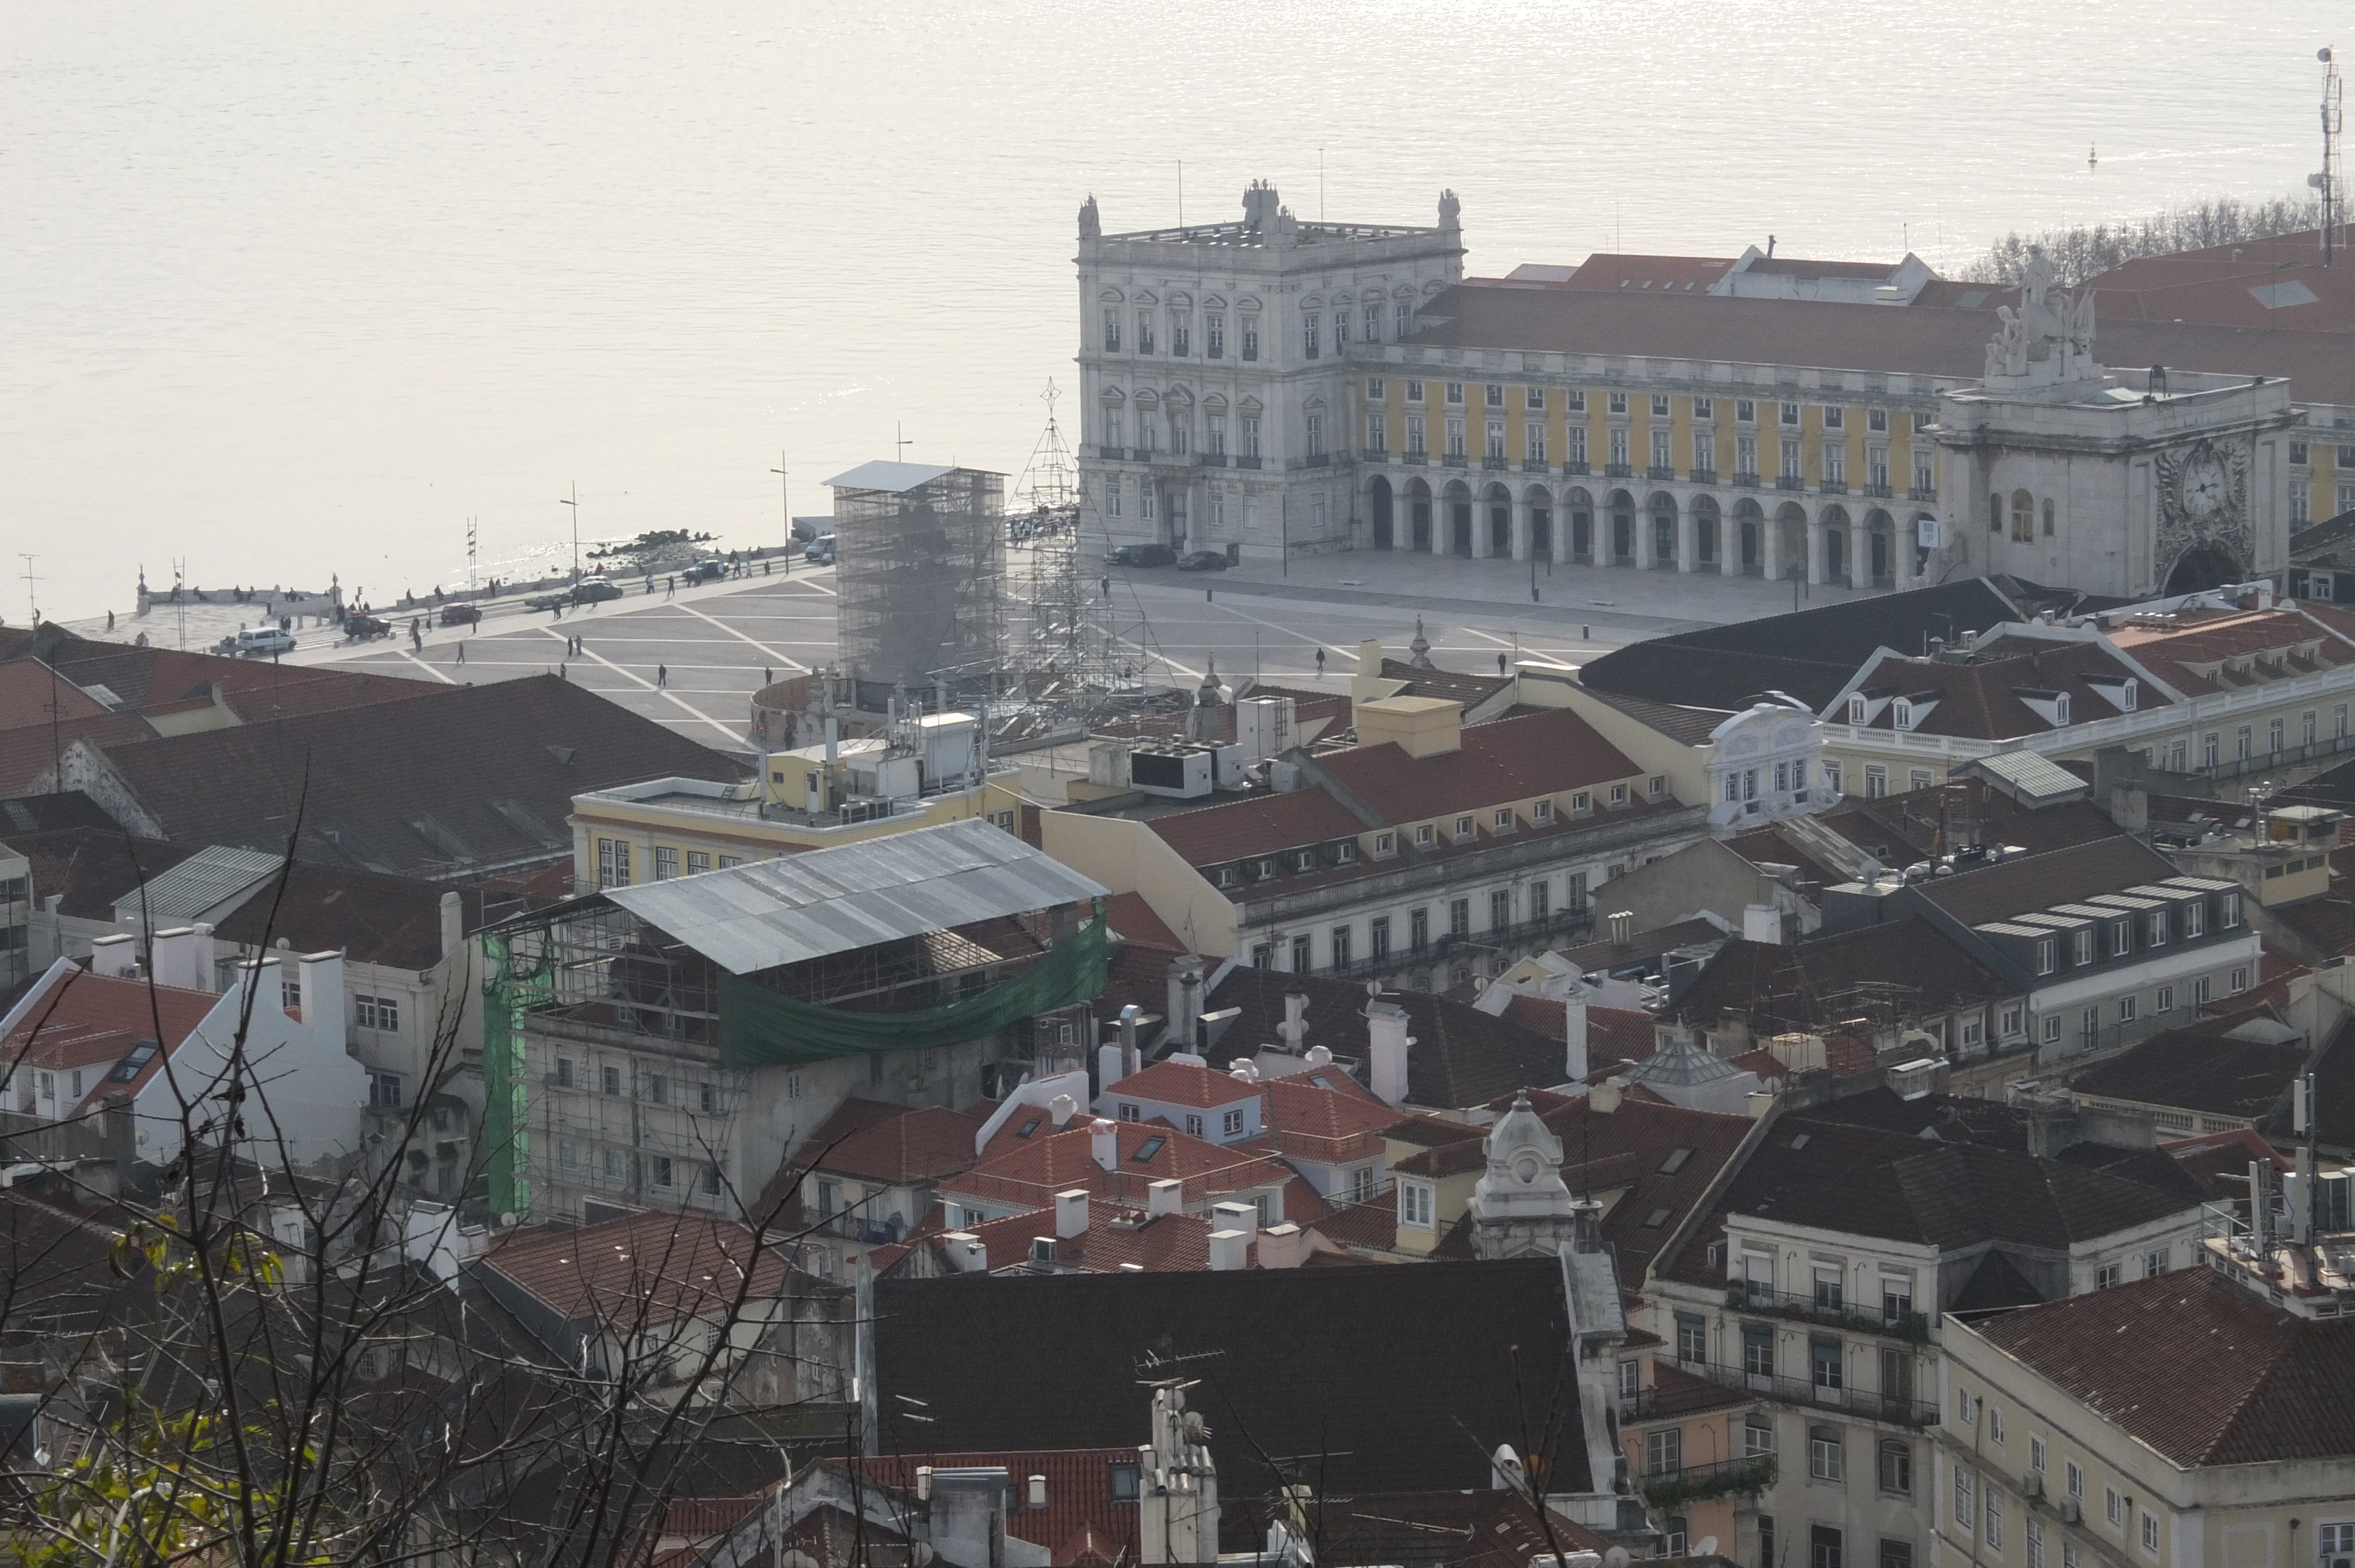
16 554 37 626
2320 47 2344 267
466 517 479 590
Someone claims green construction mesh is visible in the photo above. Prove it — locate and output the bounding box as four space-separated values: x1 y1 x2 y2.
717 910 1109 1067
480 929 552 1218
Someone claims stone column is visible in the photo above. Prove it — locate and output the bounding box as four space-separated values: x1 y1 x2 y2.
1634 505 1656 570
1762 515 1783 583
1511 496 1532 562
1470 494 1491 559
1720 510 1742 577
1807 516 1828 586
1676 499 1697 574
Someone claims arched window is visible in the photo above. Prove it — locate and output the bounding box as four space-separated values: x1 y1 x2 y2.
2011 489 2035 543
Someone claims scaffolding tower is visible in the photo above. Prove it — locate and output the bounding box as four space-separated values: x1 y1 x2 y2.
829 462 1007 686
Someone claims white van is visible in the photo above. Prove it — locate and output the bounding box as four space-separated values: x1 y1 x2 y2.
233 627 296 657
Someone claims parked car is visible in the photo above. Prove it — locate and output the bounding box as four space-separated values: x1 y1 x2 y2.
523 592 568 612
1176 550 1229 572
805 535 837 565
571 577 624 604
439 602 482 627
684 558 727 583
224 626 296 657
344 614 392 641
1107 543 1178 567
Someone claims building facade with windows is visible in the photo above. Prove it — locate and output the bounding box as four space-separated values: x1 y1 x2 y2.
1077 182 1464 560
1936 1268 2355 1568
1627 1112 2204 1568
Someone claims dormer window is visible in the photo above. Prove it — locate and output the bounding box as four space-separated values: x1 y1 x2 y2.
1216 865 1240 889
2055 692 2071 724
2221 891 2241 928
1416 824 1435 846
1849 695 1868 725
1648 776 1667 798
1291 849 1316 873
2111 921 2131 957
1609 783 1629 806
1533 798 1554 823
2118 682 2135 711
1374 832 1395 855
1336 840 1359 865
1892 699 1913 730
2073 928 2095 965
2035 938 2056 976
1455 815 1475 838
1573 792 1592 813
1492 808 1514 830
1256 856 1278 879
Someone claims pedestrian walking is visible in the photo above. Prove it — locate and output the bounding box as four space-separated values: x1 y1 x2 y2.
665 577 675 597
559 662 568 681
1314 647 1325 677
656 663 668 688
1496 652 1507 676
455 642 466 666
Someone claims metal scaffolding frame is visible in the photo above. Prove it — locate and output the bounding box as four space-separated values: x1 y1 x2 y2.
834 466 1007 686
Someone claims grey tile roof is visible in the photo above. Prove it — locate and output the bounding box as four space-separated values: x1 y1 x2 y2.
112 845 284 927
1910 835 2183 928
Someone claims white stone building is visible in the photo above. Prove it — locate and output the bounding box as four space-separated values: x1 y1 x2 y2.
1077 181 1463 560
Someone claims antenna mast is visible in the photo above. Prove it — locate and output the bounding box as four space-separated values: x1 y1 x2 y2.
2321 47 2344 267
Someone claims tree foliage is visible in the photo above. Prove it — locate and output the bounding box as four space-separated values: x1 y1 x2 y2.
1961 190 2327 286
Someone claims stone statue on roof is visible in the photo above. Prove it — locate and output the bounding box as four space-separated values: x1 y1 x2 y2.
1438 188 1461 231
1077 194 1100 244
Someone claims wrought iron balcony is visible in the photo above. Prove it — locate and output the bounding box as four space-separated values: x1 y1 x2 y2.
1863 481 1894 499
1819 479 1849 494
1483 456 1510 470
1776 475 1806 491
1689 467 1717 484
1733 471 1760 488
1442 453 1468 469
1727 1283 1932 1342
1098 444 1126 461
1561 460 1591 476
1236 456 1263 470
1402 453 1428 466
1361 448 1388 463
1319 901 1596 982
1523 458 1551 473
1604 463 1634 479
1634 1453 1780 1511
1647 465 1676 481
1910 486 1939 502
1671 1357 1941 1427
1304 452 1331 467
1198 453 1229 467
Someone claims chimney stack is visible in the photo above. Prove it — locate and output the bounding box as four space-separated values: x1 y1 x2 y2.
1565 996 1590 1084
1090 1117 1119 1171
297 951 346 1051
1277 992 1309 1052
1256 1222 1308 1268
1207 1229 1250 1271
1050 1094 1079 1129
1366 1000 1413 1106
1588 1078 1625 1115
1210 1199 1258 1253
151 927 197 991
1608 911 1633 946
439 890 465 963
1147 1178 1183 1219
940 1232 989 1273
1167 959 1205 1054
90 932 136 979
1055 1188 1090 1240
1742 903 1783 944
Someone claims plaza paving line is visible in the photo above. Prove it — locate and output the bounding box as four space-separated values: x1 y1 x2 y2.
1147 572 1712 635
530 627 747 746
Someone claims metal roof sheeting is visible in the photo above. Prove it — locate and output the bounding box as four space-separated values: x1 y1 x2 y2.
605 818 1107 975
115 845 285 926
1974 749 2090 804
823 460 956 494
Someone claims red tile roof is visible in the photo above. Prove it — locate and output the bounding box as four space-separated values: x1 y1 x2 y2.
1143 789 1366 869
855 1449 1141 1562
801 1099 989 1185
947 1119 1310 1217
922 1200 1223 1273
2 971 223 1115
1105 1059 1259 1109
1100 891 1184 954
477 1210 791 1328
1256 1071 1397 1165
1315 706 1647 824
1968 1267 2355 1466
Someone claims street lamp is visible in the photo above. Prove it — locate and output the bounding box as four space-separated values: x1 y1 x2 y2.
559 484 580 583
769 454 791 573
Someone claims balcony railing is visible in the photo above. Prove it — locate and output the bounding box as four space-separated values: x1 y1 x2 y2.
1910 486 1939 503
1199 453 1230 467
1819 479 1849 495
1733 471 1760 487
1776 475 1806 490
1561 460 1591 476
1305 452 1331 467
1634 1453 1780 1511
1402 452 1427 465
1483 455 1510 470
1361 448 1388 463
1674 1358 1940 1427
1098 444 1125 460
1647 464 1676 481
1864 481 1894 499
1319 901 1596 982
1442 453 1468 468
1523 458 1550 473
1237 455 1263 470
1727 1285 1932 1344
1689 467 1717 484
1604 463 1634 479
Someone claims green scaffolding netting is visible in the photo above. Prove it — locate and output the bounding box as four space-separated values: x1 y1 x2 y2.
481 929 552 1218
718 910 1109 1067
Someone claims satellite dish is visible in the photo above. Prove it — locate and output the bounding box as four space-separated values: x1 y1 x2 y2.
1365 980 1382 996
1472 976 1488 992
1695 1539 1719 1559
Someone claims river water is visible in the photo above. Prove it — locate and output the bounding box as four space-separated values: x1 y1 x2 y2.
3 0 2340 619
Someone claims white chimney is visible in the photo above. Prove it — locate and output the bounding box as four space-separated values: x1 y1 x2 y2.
1207 1229 1250 1271
1565 996 1590 1084
1054 1188 1090 1240
297 951 346 1050
1608 911 1633 946
190 923 217 991
940 1231 989 1273
1278 991 1310 1052
1256 1222 1308 1268
90 932 137 979
1366 1000 1413 1106
1742 903 1783 944
439 890 464 963
1050 1093 1079 1129
1090 1117 1118 1171
1228 1058 1259 1082
236 956 283 1019
1099 1039 1130 1091
1304 1043 1332 1067
1168 959 1205 1051
1589 1077 1625 1114
1210 1199 1258 1253
1147 1178 1183 1218
151 926 197 990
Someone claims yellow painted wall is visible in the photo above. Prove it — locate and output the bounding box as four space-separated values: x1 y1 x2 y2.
1039 809 1238 957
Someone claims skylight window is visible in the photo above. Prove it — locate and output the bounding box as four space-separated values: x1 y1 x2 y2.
1657 1147 1694 1175
1130 1136 1167 1163
1017 1116 1041 1138
1642 1207 1673 1228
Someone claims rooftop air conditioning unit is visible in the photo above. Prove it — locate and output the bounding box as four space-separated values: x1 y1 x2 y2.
1130 746 1214 799
2021 1470 2044 1499
2058 1497 2081 1524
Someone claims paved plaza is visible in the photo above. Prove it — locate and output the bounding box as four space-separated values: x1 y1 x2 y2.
197 547 1888 752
